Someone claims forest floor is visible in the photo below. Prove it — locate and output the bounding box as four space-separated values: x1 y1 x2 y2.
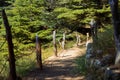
22 45 86 80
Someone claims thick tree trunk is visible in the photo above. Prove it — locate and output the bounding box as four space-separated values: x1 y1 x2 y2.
53 30 57 57
1 9 17 80
109 0 120 64
36 34 42 70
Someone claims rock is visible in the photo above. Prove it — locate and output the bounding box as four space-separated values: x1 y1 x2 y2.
86 74 94 80
86 43 92 49
104 67 120 80
112 73 120 80
86 47 96 68
96 50 103 58
96 50 103 55
86 49 92 59
86 48 95 59
101 54 115 67
86 58 102 69
93 59 101 68
104 68 113 80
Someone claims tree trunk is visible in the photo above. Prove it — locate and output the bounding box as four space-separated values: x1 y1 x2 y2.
76 32 81 46
1 9 17 80
53 30 57 57
109 0 120 64
86 33 89 47
36 34 42 70
78 35 81 45
87 33 89 41
62 32 66 49
76 32 79 46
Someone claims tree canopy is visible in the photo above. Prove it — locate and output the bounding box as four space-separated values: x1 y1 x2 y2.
0 0 111 48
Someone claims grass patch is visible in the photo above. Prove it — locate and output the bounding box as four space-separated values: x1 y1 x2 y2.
65 40 75 49
42 46 55 61
0 33 85 78
16 52 36 76
75 55 87 75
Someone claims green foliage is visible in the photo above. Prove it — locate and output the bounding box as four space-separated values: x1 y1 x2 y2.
38 29 53 41
75 55 87 75
93 25 115 51
0 0 114 78
15 53 36 76
65 41 75 49
57 12 77 20
0 0 112 46
54 7 71 13
72 10 85 15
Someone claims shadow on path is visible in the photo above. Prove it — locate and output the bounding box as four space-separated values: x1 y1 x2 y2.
23 47 85 80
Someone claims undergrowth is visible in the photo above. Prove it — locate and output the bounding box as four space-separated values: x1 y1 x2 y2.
75 24 115 79
0 30 87 80
93 24 115 52
75 55 87 75
86 24 115 80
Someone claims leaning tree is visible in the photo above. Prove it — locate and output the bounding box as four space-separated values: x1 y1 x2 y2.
109 0 120 64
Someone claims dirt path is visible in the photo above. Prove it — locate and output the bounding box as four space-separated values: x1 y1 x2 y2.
23 47 86 80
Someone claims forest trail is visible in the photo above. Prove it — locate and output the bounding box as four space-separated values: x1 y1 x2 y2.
23 46 86 80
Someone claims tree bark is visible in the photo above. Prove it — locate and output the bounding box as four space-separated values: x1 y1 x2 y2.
78 35 81 45
53 30 57 57
87 33 89 42
76 32 79 46
36 34 42 70
76 32 81 46
109 0 120 64
1 9 17 80
62 32 66 49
